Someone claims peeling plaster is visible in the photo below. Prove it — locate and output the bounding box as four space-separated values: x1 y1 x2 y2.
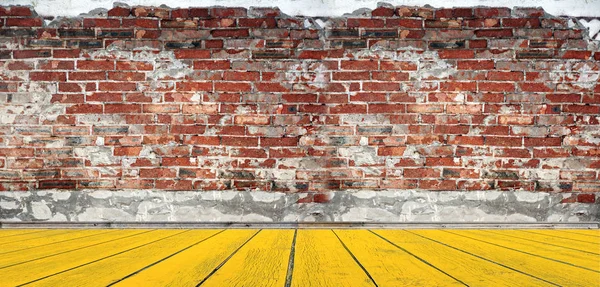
1 190 597 222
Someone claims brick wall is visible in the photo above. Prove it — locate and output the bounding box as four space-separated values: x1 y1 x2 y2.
0 5 598 203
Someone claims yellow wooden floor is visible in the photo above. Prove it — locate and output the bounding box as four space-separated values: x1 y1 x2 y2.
0 229 598 286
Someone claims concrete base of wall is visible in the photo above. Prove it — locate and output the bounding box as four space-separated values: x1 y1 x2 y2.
1 190 597 222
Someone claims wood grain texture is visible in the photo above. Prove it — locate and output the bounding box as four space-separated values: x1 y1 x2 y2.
335 229 463 286
457 230 600 271
374 230 554 287
415 230 600 287
0 229 165 286
555 230 600 238
28 230 221 287
0 228 598 287
201 229 294 287
0 229 50 238
522 230 600 244
493 230 600 255
291 229 376 287
0 229 69 245
111 229 257 287
0 229 145 269
0 230 112 254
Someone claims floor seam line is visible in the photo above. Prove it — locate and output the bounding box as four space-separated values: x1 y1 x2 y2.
368 230 469 287
284 229 297 287
0 229 156 270
482 230 600 255
0 230 116 256
107 229 227 286
444 230 600 274
407 230 562 287
519 230 598 244
15 229 187 286
332 229 379 287
195 229 262 286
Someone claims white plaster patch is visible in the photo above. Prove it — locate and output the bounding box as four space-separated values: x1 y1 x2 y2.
88 190 113 199
351 190 377 199
250 192 284 203
31 201 52 220
74 146 117 166
514 191 548 203
0 200 19 209
51 191 72 201
76 207 135 221
341 207 399 221
338 146 380 166
200 190 238 201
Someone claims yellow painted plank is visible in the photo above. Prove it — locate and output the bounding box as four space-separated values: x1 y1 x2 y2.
335 229 463 286
0 229 50 238
0 229 145 268
497 230 599 255
0 229 169 286
111 229 258 286
291 229 376 287
28 230 222 287
0 229 113 254
374 230 553 287
524 230 600 244
415 230 600 287
459 230 600 271
201 229 294 287
0 229 70 245
557 230 600 238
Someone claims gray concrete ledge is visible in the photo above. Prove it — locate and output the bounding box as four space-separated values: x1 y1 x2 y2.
1 189 598 223
1 221 598 229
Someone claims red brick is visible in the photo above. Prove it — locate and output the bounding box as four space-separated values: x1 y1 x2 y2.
222 137 259 146
30 72 66 81
577 194 596 203
66 104 103 114
174 49 211 59
474 8 511 18
457 60 494 70
211 7 247 17
438 49 475 59
5 17 43 27
347 18 385 28
193 60 230 70
108 6 131 17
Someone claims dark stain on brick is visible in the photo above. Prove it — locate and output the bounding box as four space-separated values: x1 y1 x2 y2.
93 126 129 134
442 169 460 177
252 51 290 59
516 50 554 59
165 41 201 49
328 29 359 38
58 29 96 38
357 126 393 134
0 29 36 37
98 30 135 38
429 41 465 49
39 180 77 189
67 40 103 48
24 170 60 178
331 40 367 48
28 39 64 47
484 171 519 180
362 30 398 38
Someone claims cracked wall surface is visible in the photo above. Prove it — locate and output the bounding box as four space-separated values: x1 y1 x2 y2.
0 3 599 222
1 190 597 222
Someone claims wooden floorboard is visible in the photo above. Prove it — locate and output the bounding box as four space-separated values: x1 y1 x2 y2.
414 230 599 287
0 229 597 286
373 230 554 287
